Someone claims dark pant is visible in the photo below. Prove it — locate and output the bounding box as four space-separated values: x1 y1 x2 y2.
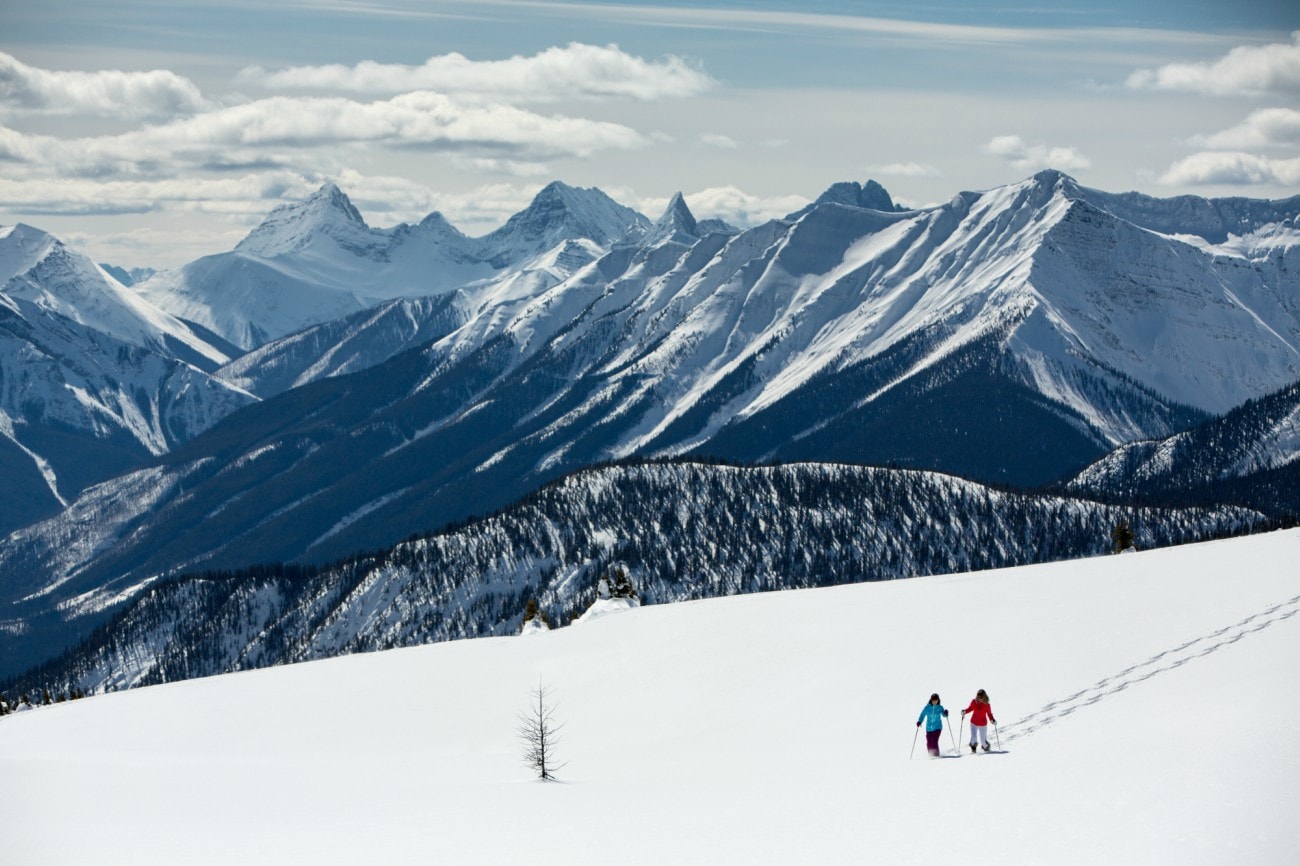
926 728 941 755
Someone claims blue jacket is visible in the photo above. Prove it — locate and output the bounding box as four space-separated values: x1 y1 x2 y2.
918 703 948 732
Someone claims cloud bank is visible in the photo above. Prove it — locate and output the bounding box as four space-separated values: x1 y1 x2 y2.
1127 32 1300 97
240 43 714 102
0 92 646 180
0 43 701 226
1160 152 1300 186
677 186 810 227
1163 107 1300 188
1192 107 1300 150
985 135 1091 172
0 51 206 117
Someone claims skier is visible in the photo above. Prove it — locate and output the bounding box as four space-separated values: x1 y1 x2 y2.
961 688 997 753
916 693 949 757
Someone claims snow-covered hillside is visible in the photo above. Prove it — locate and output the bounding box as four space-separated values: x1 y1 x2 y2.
3 529 1296 865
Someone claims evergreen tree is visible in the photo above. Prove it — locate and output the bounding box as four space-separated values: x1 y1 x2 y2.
521 598 550 630
611 565 637 600
1112 518 1136 553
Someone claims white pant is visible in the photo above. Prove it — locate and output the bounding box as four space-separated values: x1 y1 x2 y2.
969 723 989 748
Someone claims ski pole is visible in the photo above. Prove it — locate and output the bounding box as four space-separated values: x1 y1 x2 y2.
994 720 1002 751
957 715 965 754
947 718 958 756
910 725 920 759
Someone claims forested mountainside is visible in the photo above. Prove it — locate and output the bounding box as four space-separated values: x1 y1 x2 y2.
1064 380 1300 517
4 460 1267 699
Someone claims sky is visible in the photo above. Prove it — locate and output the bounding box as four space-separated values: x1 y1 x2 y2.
1 0 1298 267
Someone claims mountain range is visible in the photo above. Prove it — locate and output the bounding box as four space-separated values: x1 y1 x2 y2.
1 171 1298 683
135 181 655 350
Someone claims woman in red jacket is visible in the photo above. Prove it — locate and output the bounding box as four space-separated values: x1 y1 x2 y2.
961 689 996 753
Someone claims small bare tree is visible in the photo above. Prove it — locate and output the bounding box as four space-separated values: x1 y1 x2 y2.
517 680 566 781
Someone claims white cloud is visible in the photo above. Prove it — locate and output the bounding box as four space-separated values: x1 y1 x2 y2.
649 186 810 227
448 156 553 177
866 162 943 178
699 133 738 149
0 92 648 179
984 135 1091 171
240 43 713 102
0 173 314 217
1192 108 1300 150
1159 151 1300 186
1127 32 1300 97
0 51 207 117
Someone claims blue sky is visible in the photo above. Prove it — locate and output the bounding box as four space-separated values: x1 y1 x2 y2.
2 0 1297 266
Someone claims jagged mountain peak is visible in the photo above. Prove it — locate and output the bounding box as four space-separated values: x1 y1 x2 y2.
648 192 699 245
235 182 376 257
482 181 651 262
1017 170 1086 209
0 222 60 280
1027 168 1080 191
0 221 234 368
817 179 898 212
417 211 464 236
787 179 902 221
659 192 697 226
284 181 367 228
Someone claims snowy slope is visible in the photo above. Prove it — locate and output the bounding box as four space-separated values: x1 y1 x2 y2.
2 528 1296 866
1 224 230 368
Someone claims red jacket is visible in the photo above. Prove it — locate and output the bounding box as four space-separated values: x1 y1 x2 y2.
963 699 995 726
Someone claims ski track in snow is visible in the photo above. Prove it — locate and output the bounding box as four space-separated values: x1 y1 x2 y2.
1002 593 1300 743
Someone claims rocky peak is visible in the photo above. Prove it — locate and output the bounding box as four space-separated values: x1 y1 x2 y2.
648 192 699 245
236 182 376 258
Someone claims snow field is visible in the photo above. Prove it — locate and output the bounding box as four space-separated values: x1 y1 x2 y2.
2 529 1298 865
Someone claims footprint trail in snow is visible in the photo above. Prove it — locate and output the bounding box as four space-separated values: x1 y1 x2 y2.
1000 593 1300 744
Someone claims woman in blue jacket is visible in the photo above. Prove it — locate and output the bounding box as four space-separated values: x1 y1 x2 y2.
916 693 949 757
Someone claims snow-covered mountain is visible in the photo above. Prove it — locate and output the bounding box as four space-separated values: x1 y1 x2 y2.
3 529 1297 866
3 171 1299 682
136 181 651 350
2 460 1263 694
1 224 228 368
0 224 253 534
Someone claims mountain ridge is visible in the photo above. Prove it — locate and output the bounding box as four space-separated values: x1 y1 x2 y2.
2 458 1267 695
137 181 654 350
3 170 1299 682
